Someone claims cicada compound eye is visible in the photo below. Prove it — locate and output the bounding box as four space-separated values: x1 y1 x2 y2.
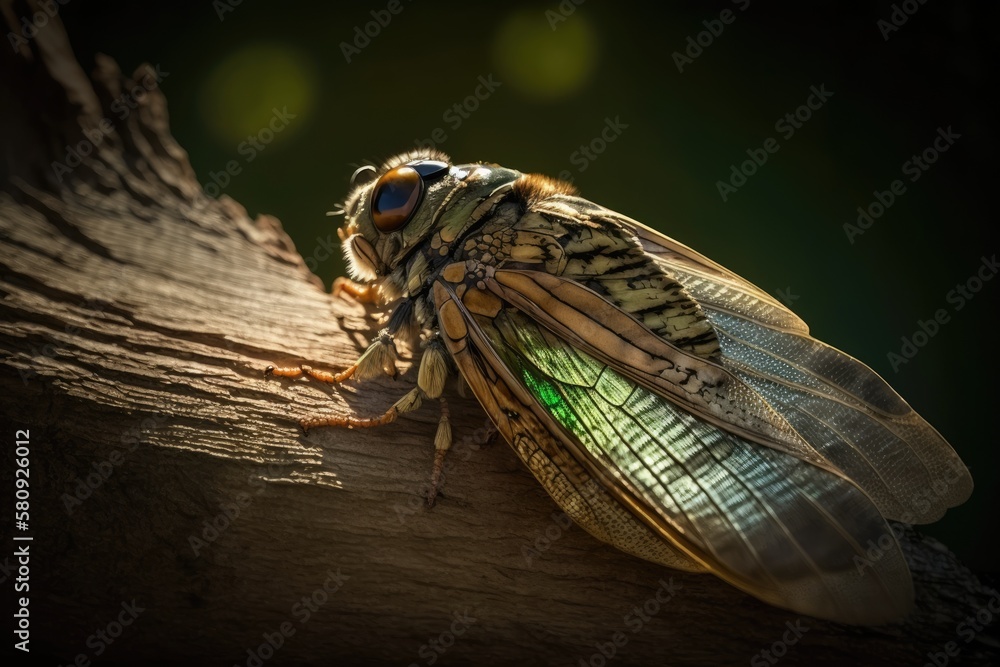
371 166 422 233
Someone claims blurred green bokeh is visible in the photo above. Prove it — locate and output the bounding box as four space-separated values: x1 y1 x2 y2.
199 43 317 145
493 9 597 100
63 0 997 571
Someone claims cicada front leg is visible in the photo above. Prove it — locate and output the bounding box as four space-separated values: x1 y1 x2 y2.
265 327 399 385
266 273 393 382
264 363 358 383
332 276 378 303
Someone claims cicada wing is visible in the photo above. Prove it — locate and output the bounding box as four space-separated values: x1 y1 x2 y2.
434 277 914 625
702 310 973 522
608 214 974 521
594 210 811 334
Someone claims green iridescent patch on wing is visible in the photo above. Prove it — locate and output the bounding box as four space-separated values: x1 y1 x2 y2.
520 366 579 431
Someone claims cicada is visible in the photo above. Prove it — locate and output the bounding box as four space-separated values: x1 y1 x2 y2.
267 150 973 625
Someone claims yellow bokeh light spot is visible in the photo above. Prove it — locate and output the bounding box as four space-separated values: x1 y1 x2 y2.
492 10 598 101
200 44 316 146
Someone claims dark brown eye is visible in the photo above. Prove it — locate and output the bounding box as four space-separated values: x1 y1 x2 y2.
371 166 422 232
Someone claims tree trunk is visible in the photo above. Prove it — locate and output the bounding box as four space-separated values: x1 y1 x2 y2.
1 3 996 665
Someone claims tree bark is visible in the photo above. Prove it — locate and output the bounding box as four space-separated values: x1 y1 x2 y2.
0 3 996 665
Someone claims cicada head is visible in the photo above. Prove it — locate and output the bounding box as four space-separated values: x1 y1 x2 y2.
338 150 522 289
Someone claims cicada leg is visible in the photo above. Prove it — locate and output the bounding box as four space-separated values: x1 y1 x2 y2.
301 386 422 432
332 276 377 303
266 328 399 384
427 396 451 507
265 363 358 383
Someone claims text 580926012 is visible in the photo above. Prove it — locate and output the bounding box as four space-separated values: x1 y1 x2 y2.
13 429 31 653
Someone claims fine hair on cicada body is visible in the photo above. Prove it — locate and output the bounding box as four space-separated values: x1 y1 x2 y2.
267 149 973 625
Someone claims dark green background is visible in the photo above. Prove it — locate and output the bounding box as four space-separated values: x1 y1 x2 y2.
61 1 998 570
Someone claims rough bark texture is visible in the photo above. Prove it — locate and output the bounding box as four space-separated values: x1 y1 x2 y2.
1 3 997 665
